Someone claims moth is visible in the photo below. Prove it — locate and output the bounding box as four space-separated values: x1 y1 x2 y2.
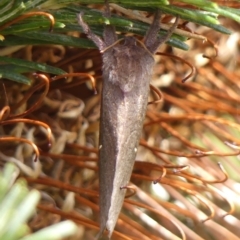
78 2 178 239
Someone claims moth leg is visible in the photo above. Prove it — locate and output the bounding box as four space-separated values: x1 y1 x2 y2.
145 10 179 54
77 12 106 51
103 0 118 46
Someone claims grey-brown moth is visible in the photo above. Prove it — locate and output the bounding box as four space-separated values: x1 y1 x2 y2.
78 2 178 239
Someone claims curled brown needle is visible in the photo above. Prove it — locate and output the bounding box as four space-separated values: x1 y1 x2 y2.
202 38 219 59
156 52 196 83
10 73 50 119
0 137 39 162
124 198 186 240
1 118 52 148
52 73 97 94
179 162 228 184
148 84 163 105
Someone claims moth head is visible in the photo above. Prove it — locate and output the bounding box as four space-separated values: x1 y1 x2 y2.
122 36 137 46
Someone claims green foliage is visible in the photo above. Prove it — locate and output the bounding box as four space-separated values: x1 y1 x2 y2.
0 163 78 240
0 0 239 84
